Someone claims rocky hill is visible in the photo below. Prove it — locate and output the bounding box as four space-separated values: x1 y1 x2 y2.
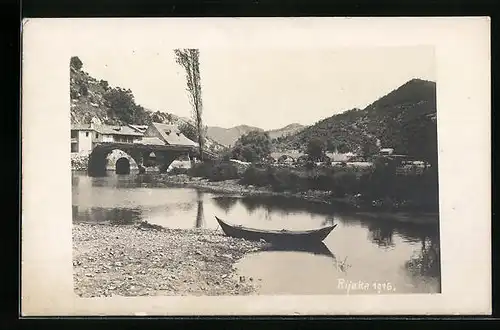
267 123 305 140
69 56 225 153
273 78 438 164
206 125 264 147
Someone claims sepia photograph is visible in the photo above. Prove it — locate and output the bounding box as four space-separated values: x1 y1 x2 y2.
70 46 441 297
21 17 490 315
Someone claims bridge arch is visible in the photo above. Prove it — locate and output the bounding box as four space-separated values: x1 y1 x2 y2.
88 142 200 177
116 157 131 175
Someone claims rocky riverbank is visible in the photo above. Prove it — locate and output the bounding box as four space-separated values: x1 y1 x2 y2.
73 222 268 297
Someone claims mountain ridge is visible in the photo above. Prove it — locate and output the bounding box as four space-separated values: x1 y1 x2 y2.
273 78 437 162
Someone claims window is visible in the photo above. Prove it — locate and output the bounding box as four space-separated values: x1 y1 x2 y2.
71 143 78 153
71 131 77 138
96 133 99 138
86 132 89 137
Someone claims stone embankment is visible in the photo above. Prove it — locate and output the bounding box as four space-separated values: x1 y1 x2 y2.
71 153 89 171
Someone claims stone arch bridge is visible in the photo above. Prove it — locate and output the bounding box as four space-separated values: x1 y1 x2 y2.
88 142 216 177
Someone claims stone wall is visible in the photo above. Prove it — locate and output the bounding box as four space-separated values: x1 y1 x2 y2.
71 152 90 171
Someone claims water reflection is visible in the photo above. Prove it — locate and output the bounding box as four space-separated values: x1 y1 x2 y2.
211 196 239 213
238 195 336 217
404 237 441 293
195 190 205 228
366 221 395 249
261 241 335 259
72 205 142 225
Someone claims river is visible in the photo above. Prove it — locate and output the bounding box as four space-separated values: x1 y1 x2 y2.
72 171 441 295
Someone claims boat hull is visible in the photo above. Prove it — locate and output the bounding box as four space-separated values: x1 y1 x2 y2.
215 216 336 244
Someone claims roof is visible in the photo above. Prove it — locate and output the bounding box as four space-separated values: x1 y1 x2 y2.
135 137 165 146
71 124 94 131
128 124 148 133
94 125 144 137
151 122 198 147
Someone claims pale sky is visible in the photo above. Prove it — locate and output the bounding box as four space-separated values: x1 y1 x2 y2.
73 46 435 130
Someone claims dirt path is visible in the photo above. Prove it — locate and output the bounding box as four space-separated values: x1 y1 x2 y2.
73 223 267 297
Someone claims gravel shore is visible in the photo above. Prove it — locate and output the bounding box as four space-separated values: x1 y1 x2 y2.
73 222 267 297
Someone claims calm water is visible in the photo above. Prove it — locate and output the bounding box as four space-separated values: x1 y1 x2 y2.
72 171 441 295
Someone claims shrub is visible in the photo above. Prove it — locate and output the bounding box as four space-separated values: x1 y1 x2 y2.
188 161 239 182
240 166 270 187
267 167 301 192
331 171 358 197
169 167 189 175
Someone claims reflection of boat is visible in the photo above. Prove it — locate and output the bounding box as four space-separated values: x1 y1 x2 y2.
261 241 335 258
215 216 337 244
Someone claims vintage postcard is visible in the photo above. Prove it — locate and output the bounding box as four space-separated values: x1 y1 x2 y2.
21 17 491 316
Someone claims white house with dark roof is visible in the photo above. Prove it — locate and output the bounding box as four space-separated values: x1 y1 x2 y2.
144 122 198 147
71 122 199 156
71 123 144 154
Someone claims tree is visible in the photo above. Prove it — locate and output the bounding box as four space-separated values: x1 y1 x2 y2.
326 140 337 152
306 137 325 161
361 139 379 158
103 88 137 123
337 142 350 154
174 49 205 161
231 131 271 162
70 56 83 70
99 79 109 90
178 122 197 142
400 115 438 168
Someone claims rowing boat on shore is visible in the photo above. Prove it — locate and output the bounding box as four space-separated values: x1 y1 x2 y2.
215 216 337 244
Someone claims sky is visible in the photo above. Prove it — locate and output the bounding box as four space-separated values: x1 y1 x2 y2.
73 46 435 130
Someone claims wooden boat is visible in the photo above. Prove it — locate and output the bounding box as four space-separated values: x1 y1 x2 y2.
215 216 337 244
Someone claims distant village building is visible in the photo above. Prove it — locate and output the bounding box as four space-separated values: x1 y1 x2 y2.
379 148 394 156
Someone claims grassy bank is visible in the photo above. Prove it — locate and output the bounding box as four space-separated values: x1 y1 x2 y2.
73 222 268 297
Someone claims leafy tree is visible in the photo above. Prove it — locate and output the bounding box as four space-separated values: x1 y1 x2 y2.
70 56 83 70
361 140 379 157
178 122 197 141
174 49 205 161
231 131 271 162
400 114 438 168
306 137 325 161
99 79 109 90
179 121 207 144
326 140 337 152
337 142 350 153
103 87 137 123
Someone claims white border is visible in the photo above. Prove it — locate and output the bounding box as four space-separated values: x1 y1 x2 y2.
21 17 491 316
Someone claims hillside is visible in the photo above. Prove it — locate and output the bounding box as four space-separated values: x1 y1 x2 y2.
69 56 226 153
206 125 264 147
267 123 305 140
273 78 437 163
